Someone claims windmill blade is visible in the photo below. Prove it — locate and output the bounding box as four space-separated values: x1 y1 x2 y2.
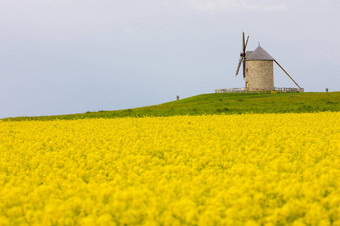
244 36 249 51
236 32 248 77
243 57 246 78
242 36 249 78
235 56 244 76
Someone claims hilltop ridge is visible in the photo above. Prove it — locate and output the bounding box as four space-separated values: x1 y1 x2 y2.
2 92 339 121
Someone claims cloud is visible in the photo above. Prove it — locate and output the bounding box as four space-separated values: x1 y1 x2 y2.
183 0 288 12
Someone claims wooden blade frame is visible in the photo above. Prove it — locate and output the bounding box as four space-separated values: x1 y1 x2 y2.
236 33 249 77
235 56 243 76
243 36 249 78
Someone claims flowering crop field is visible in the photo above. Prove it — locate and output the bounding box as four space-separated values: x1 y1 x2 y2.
0 112 339 225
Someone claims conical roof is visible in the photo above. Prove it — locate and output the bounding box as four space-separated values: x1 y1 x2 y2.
246 46 274 61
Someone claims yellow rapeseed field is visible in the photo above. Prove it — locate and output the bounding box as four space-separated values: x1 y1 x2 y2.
0 112 339 225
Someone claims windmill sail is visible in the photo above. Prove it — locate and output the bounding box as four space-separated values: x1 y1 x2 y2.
235 32 249 78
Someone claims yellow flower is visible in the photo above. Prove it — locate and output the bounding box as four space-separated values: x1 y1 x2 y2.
0 112 339 225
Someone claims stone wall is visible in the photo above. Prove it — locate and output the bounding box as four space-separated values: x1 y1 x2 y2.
245 60 274 91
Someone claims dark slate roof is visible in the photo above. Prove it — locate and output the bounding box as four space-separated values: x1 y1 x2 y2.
245 51 253 58
246 46 274 61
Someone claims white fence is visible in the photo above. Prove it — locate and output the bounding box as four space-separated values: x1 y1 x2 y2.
215 88 245 93
215 87 304 93
274 87 304 92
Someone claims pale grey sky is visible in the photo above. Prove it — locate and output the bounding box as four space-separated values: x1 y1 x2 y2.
1 0 339 118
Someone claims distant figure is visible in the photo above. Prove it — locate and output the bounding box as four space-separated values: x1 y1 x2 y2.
325 88 329 93
176 95 179 101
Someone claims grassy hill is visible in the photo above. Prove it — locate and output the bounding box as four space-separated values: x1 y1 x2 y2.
2 92 340 121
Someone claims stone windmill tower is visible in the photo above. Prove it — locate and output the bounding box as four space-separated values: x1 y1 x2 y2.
235 32 302 92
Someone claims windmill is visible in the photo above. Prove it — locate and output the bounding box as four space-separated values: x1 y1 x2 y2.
235 32 303 92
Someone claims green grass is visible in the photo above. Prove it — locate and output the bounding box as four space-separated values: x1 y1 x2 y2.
2 92 340 121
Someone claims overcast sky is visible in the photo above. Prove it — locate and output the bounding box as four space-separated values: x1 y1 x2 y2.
1 0 339 118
